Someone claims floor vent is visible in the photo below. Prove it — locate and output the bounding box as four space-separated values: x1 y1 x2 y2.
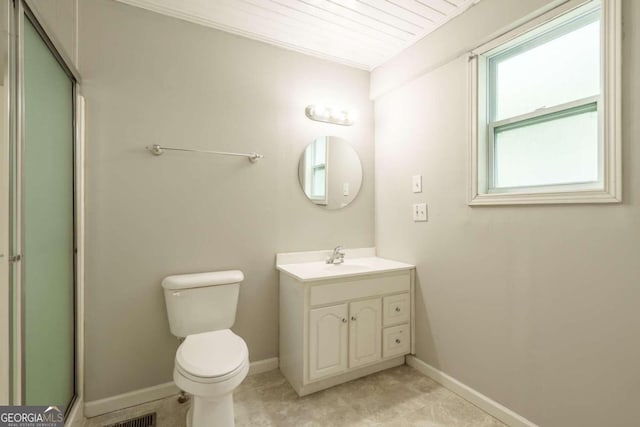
104 412 156 427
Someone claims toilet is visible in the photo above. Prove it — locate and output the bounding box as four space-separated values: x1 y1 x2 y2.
162 270 249 427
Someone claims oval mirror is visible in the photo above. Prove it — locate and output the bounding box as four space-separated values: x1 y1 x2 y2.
298 136 363 209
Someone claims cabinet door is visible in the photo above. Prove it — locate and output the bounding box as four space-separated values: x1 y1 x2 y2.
309 304 348 380
349 298 382 369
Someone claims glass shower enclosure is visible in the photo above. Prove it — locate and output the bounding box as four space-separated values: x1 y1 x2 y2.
1 0 79 417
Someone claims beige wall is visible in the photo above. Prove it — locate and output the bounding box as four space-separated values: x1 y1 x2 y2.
79 0 374 401
372 1 640 426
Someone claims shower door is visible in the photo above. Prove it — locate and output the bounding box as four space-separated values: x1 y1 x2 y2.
4 1 78 413
21 14 75 409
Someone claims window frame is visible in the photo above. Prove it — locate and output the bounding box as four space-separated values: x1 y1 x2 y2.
468 0 621 205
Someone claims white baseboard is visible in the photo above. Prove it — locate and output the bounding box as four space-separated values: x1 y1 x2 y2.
406 356 538 427
248 357 279 375
85 381 180 418
65 397 84 427
84 357 280 418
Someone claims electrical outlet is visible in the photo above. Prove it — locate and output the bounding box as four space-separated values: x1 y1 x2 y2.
412 175 422 193
412 203 428 222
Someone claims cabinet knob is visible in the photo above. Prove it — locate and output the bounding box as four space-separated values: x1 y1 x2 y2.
342 318 347 323
395 338 401 344
351 316 357 321
395 307 401 312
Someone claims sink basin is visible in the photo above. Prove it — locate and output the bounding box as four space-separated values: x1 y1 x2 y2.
276 253 414 282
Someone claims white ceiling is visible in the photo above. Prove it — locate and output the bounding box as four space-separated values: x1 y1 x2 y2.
115 0 478 70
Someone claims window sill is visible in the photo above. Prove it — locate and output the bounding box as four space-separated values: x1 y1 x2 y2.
468 189 621 206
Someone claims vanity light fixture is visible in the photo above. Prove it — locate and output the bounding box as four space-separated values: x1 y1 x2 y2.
305 105 356 126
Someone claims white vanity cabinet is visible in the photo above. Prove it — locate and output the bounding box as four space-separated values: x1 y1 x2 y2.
277 249 415 396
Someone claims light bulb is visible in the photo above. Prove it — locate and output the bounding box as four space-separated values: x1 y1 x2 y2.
330 109 345 120
345 109 357 123
318 107 331 119
312 105 325 117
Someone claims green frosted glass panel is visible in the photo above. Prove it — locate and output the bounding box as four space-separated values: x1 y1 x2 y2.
23 18 74 408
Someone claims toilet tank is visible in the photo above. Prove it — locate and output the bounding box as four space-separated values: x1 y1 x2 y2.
162 270 244 337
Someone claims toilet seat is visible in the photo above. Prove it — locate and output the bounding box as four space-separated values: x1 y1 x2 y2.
176 329 249 384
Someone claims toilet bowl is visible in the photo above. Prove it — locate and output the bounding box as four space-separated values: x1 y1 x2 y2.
162 271 249 427
174 329 249 427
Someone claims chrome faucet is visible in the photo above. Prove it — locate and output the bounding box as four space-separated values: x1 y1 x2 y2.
326 246 346 264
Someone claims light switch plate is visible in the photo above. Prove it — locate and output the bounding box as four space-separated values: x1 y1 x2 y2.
343 182 350 196
413 203 428 222
412 175 422 193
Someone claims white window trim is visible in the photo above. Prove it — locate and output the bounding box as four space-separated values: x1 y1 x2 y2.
468 0 621 206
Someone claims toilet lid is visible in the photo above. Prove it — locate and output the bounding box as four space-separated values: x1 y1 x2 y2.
176 329 248 379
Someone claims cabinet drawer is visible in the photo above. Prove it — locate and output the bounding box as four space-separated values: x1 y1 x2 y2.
383 293 410 327
382 324 410 358
310 272 410 306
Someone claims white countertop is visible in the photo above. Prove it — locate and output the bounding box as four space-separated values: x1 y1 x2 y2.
276 248 414 282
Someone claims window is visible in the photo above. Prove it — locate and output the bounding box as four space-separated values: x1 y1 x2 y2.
469 0 621 205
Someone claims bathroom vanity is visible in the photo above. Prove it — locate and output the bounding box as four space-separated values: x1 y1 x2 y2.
276 248 415 396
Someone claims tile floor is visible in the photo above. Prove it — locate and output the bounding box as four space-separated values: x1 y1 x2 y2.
84 365 505 427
